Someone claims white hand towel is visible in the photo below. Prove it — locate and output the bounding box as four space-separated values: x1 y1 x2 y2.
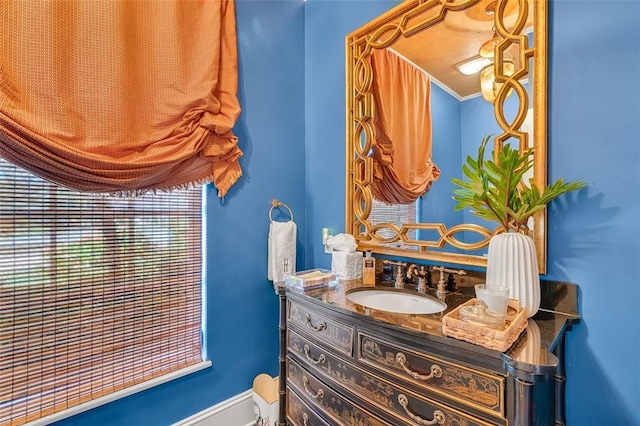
268 220 297 283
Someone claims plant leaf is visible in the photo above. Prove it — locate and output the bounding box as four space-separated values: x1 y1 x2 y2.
450 135 587 232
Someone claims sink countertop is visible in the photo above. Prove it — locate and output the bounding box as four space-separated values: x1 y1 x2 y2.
285 277 579 376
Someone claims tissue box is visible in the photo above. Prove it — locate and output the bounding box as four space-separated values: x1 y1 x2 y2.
331 251 363 280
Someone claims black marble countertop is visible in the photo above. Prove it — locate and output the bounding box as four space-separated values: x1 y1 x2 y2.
285 275 579 376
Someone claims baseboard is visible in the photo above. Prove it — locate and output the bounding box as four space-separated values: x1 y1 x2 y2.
174 389 256 426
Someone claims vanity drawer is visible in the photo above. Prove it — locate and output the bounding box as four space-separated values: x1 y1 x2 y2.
288 300 354 356
288 329 339 372
288 335 495 426
286 387 331 426
287 357 391 426
379 383 496 426
358 332 505 417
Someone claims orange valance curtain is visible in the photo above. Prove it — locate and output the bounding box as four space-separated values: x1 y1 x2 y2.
370 48 440 205
0 0 242 196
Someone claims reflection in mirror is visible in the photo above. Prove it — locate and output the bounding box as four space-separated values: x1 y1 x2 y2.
369 47 441 205
345 0 547 272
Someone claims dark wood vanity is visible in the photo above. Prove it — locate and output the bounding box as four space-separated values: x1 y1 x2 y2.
286 0 564 423
280 278 578 426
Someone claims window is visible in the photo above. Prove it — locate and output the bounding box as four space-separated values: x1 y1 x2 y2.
0 159 205 425
369 199 418 247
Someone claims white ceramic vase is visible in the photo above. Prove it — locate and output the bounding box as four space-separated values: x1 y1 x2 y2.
485 232 540 318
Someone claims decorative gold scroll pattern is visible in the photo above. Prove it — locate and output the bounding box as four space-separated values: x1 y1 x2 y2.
345 0 547 272
348 0 483 250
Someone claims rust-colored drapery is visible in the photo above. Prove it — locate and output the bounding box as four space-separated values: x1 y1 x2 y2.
370 48 440 205
0 0 242 196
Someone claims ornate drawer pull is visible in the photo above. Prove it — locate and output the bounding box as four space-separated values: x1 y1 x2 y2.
304 344 326 365
305 313 327 331
396 352 442 381
302 375 325 400
302 412 309 426
398 394 446 425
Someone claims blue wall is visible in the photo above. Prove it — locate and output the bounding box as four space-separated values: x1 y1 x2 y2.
305 0 640 425
303 0 396 264
422 84 463 228
57 0 639 424
547 1 640 424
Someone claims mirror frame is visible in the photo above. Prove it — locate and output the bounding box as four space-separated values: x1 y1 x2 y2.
345 0 548 272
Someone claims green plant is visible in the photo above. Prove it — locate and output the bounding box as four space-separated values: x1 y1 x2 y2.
452 135 587 233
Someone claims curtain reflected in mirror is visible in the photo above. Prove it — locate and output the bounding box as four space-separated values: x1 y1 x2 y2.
370 48 440 205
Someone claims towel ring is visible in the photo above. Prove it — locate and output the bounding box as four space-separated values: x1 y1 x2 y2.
269 199 294 223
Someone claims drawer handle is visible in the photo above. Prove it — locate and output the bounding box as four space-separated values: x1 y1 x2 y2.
305 313 327 331
302 412 309 426
304 344 326 365
302 375 325 400
396 352 442 381
398 394 446 425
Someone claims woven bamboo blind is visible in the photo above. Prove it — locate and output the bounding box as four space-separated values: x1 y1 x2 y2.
369 199 418 244
0 159 203 425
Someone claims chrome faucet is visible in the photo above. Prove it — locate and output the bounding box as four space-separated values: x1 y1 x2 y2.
433 266 466 299
382 260 407 289
407 264 430 293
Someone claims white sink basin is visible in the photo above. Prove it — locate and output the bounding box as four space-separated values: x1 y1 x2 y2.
346 288 446 315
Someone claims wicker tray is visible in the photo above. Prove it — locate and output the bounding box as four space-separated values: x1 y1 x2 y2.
442 298 527 352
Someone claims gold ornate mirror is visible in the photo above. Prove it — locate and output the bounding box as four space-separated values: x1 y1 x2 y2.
345 0 548 272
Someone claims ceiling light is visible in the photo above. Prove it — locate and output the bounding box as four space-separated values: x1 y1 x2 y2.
480 59 515 102
479 28 500 58
455 55 493 76
485 1 496 15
